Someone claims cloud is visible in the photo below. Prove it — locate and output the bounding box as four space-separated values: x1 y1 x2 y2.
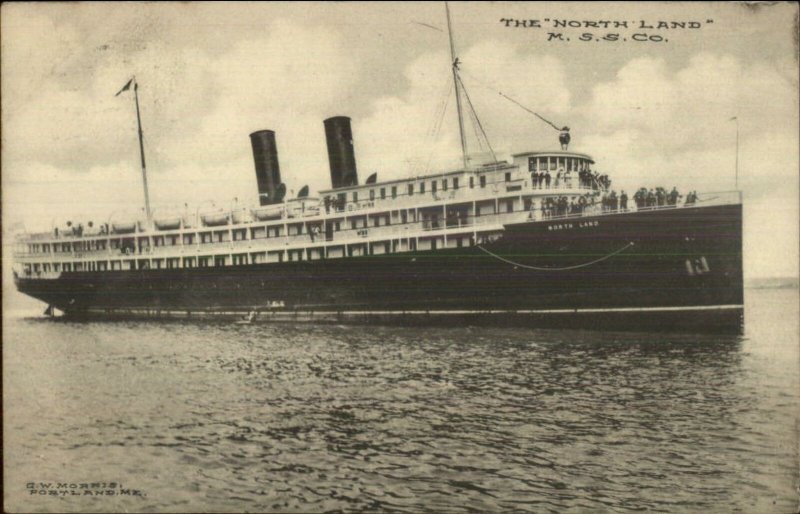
355 39 573 180
580 52 798 195
2 16 361 221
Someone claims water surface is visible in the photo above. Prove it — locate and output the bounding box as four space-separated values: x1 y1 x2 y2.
4 287 798 512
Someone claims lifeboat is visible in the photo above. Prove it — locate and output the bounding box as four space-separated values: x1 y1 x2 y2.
111 221 137 234
154 216 182 230
252 205 284 221
200 211 229 226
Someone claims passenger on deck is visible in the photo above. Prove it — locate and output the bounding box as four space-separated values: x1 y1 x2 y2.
559 127 571 150
656 188 666 207
581 169 591 188
620 191 628 211
636 188 648 209
545 171 551 188
578 195 587 213
668 187 681 206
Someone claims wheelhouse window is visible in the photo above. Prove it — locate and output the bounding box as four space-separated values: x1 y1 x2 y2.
408 183 414 196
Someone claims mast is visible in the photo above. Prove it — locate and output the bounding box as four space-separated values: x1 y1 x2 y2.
445 2 468 170
133 77 152 223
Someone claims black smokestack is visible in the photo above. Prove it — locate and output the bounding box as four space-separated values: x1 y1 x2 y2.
250 130 283 206
324 116 358 188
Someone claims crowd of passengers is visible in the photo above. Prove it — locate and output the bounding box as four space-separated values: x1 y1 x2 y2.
632 187 697 209
530 169 612 190
536 187 698 219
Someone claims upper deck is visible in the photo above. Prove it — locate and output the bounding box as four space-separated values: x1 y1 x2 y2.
11 147 741 279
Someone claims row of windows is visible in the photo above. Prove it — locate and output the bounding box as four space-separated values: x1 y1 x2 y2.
28 194 574 272
25 173 518 255
528 156 592 173
24 200 501 255
25 232 485 273
342 176 477 204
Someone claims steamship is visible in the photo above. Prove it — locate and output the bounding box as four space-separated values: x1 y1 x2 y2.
11 8 743 334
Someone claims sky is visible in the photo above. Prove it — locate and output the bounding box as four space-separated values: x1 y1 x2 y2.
2 1 798 280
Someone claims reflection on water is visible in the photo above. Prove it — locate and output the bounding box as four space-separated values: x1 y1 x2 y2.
3 288 798 512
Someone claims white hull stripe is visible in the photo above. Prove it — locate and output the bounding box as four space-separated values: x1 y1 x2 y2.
85 305 743 316
306 305 744 315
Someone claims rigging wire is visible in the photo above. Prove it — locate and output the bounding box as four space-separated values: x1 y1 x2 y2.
459 68 565 132
465 96 484 151
425 71 454 140
456 72 496 163
423 78 453 175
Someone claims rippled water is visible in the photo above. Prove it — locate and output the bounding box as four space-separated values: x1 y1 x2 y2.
4 287 798 513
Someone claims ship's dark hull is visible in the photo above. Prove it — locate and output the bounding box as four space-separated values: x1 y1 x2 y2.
15 204 743 333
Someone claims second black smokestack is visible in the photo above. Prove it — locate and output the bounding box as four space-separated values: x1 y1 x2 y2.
324 116 358 188
250 130 283 206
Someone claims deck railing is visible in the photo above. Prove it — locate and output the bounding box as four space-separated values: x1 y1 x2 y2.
13 190 742 261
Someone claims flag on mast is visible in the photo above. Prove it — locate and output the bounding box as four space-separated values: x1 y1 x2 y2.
115 78 134 96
